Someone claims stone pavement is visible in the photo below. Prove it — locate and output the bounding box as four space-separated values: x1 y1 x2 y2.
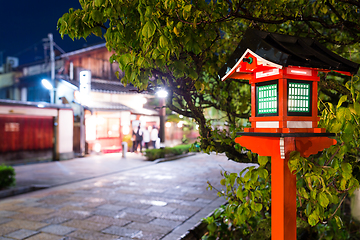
0 153 251 240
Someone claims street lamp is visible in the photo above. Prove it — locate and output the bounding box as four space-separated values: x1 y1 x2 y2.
156 89 168 98
41 78 55 103
156 88 168 147
41 79 53 90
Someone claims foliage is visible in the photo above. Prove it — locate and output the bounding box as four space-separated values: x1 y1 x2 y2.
203 81 360 239
203 162 271 240
58 0 360 238
144 143 198 161
0 165 16 189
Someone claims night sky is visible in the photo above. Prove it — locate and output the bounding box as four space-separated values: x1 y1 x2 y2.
0 0 104 65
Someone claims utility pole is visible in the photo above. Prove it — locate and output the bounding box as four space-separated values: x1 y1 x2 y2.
48 33 55 104
159 97 166 147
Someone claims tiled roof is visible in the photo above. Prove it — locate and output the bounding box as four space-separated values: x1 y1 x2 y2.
90 79 138 93
82 101 132 111
219 29 360 79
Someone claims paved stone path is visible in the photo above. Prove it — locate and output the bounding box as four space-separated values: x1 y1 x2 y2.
0 153 250 240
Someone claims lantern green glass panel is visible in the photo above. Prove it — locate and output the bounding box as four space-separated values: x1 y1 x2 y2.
287 82 310 113
257 84 277 114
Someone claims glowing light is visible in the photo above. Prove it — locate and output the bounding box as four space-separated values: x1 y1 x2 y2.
179 115 183 119
94 143 101 153
156 89 168 98
41 79 53 90
291 70 307 75
141 98 147 104
177 121 184 128
37 104 45 108
122 125 130 135
287 67 312 76
96 117 105 125
165 122 172 128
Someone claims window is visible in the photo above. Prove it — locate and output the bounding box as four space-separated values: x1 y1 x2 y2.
256 81 278 116
96 117 120 138
287 80 312 116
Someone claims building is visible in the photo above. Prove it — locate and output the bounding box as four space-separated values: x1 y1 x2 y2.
0 41 159 163
0 100 74 164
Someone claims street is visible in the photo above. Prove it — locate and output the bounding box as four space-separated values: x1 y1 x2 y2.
0 153 251 240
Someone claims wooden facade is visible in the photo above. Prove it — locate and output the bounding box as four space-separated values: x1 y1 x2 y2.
64 47 122 81
0 115 53 153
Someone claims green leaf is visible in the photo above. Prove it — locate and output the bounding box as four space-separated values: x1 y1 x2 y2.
243 170 251 182
299 187 309 199
317 192 329 208
159 36 169 48
91 9 103 22
328 102 335 114
308 212 319 226
183 5 192 20
334 216 343 228
258 168 268 179
331 122 342 133
173 26 180 36
220 179 226 186
236 187 244 199
305 202 312 216
145 6 152 17
142 21 156 38
118 53 132 69
247 151 253 160
188 67 198 80
250 171 258 183
341 162 352 180
354 102 360 116
94 0 105 7
337 95 347 108
252 203 263 212
258 156 269 166
194 81 205 92
340 178 347 190
92 26 102 37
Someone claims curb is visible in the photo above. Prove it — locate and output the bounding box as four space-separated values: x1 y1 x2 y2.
179 221 208 240
179 201 228 240
153 152 197 163
0 185 49 199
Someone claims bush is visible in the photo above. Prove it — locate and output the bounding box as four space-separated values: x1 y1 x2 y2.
0 165 16 189
144 143 199 161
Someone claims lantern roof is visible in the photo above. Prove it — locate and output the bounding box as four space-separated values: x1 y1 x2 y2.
219 29 359 80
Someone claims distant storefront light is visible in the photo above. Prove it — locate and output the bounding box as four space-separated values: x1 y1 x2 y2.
94 143 101 153
122 125 130 135
177 121 184 128
165 122 171 128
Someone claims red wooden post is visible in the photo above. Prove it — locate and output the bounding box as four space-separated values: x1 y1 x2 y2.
235 134 337 240
271 137 296 240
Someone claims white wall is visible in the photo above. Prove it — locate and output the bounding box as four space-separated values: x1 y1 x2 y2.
58 109 74 154
0 106 58 116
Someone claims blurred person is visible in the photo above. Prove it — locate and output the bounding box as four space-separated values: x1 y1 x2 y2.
133 125 143 153
150 125 159 149
143 126 150 149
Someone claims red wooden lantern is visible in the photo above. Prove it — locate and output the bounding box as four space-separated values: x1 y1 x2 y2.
220 29 359 240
